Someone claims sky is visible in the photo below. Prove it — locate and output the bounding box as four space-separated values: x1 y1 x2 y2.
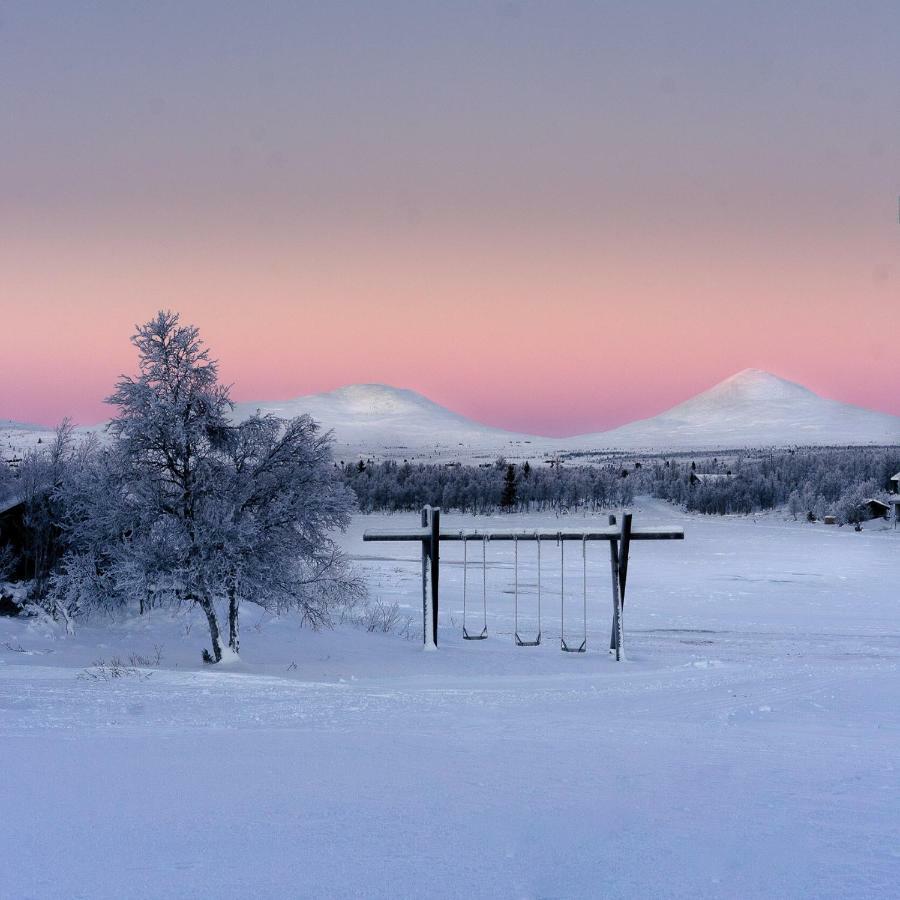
1 1 898 436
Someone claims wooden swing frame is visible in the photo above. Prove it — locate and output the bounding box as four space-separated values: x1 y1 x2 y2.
362 506 684 661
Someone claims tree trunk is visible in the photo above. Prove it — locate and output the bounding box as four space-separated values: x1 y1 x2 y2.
199 596 223 663
227 584 240 655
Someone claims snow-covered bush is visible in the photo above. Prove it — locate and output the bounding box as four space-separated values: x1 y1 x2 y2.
77 657 153 682
355 597 410 634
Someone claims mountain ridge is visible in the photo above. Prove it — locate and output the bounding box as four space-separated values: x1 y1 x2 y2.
231 369 899 458
3 370 898 462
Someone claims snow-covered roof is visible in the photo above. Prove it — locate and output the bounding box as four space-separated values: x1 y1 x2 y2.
891 472 900 482
0 490 25 516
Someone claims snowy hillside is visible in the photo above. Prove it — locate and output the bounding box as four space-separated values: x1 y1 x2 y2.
1 421 100 463
1 420 53 461
232 384 553 462
3 370 898 463
233 371 900 459
576 369 900 451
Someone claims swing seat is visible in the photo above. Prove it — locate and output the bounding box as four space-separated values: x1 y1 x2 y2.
560 637 586 653
463 626 488 640
513 533 542 648
557 535 587 654
515 631 541 647
461 535 488 641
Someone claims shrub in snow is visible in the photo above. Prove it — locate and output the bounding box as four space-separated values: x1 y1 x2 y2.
77 657 152 681
355 598 410 634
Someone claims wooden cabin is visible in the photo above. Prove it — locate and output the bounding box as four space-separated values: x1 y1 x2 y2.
689 472 734 486
858 499 890 521
0 491 28 582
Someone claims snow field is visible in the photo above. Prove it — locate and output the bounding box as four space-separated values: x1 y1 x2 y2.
1 499 898 898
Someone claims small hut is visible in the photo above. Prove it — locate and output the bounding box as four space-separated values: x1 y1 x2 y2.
858 499 890 521
689 472 734 486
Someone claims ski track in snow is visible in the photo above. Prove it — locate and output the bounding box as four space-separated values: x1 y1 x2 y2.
1 499 898 899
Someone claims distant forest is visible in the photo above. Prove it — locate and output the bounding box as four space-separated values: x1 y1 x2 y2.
340 447 900 523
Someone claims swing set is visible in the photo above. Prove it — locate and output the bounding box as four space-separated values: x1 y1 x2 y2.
362 506 684 660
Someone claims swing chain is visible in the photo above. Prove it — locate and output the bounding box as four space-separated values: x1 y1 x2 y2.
462 530 488 640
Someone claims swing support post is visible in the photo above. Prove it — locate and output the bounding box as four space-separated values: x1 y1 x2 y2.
608 513 632 660
421 506 440 649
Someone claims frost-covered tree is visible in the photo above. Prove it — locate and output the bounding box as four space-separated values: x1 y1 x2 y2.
213 413 362 654
56 311 361 662
0 457 15 496
100 312 234 657
52 440 159 620
340 446 899 519
500 464 518 510
0 459 17 581
18 420 77 597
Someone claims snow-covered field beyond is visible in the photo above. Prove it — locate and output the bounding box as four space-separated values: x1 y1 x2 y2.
2 499 898 899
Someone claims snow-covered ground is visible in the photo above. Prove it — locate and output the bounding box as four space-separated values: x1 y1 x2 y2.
2 499 898 898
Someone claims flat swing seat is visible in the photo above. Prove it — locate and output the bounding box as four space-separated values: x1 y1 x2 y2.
461 534 489 641
515 631 542 647
513 534 542 646
559 536 588 653
560 636 586 653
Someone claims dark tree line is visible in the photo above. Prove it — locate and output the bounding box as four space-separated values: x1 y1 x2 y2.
645 447 899 520
340 456 635 514
339 446 899 523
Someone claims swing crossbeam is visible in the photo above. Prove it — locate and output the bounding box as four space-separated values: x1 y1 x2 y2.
362 526 682 542
362 507 683 658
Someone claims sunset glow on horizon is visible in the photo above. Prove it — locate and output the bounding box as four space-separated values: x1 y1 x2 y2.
1 2 898 435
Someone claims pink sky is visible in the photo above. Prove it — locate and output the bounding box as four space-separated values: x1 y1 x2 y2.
0 3 898 435
2 217 897 436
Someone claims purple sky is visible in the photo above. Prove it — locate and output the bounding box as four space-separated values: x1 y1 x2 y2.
1 2 898 433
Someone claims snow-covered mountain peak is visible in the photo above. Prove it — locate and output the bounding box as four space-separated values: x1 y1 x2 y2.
667 369 816 415
313 384 461 418
229 382 529 461
588 369 900 450
233 383 487 431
